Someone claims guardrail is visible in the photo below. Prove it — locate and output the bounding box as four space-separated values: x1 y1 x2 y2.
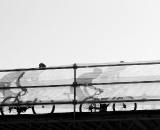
1 60 160 120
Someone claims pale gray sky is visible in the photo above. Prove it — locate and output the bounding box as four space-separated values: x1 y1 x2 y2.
0 0 160 69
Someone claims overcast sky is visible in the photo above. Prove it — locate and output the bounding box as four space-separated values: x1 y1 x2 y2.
0 0 160 69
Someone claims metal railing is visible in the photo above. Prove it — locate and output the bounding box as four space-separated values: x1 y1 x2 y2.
1 60 160 119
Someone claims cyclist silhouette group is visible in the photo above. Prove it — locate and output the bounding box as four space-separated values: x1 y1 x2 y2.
0 63 135 114
70 66 127 100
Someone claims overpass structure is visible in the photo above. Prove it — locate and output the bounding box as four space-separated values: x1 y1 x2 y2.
0 110 160 130
0 60 160 129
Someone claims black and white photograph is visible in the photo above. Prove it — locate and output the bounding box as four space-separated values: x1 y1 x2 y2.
0 0 160 130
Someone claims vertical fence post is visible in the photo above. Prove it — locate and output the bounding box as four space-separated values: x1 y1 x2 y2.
73 63 77 125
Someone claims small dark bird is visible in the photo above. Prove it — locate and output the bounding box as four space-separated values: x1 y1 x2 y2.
39 63 46 69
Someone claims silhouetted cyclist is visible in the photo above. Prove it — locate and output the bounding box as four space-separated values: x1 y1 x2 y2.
70 68 102 100
0 71 26 99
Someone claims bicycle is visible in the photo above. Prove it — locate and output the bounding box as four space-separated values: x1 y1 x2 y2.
0 89 55 115
0 72 55 115
79 86 137 112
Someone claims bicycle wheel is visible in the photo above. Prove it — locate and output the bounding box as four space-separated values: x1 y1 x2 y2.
79 97 100 112
112 102 137 111
32 101 55 114
1 96 19 116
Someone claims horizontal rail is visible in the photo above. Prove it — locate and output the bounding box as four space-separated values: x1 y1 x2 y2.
90 80 160 86
0 84 72 89
0 101 73 106
0 66 73 72
77 98 160 104
1 80 160 90
1 98 160 107
1 60 160 72
77 60 160 68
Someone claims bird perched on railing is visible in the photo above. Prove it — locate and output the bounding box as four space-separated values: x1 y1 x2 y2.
39 63 46 69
